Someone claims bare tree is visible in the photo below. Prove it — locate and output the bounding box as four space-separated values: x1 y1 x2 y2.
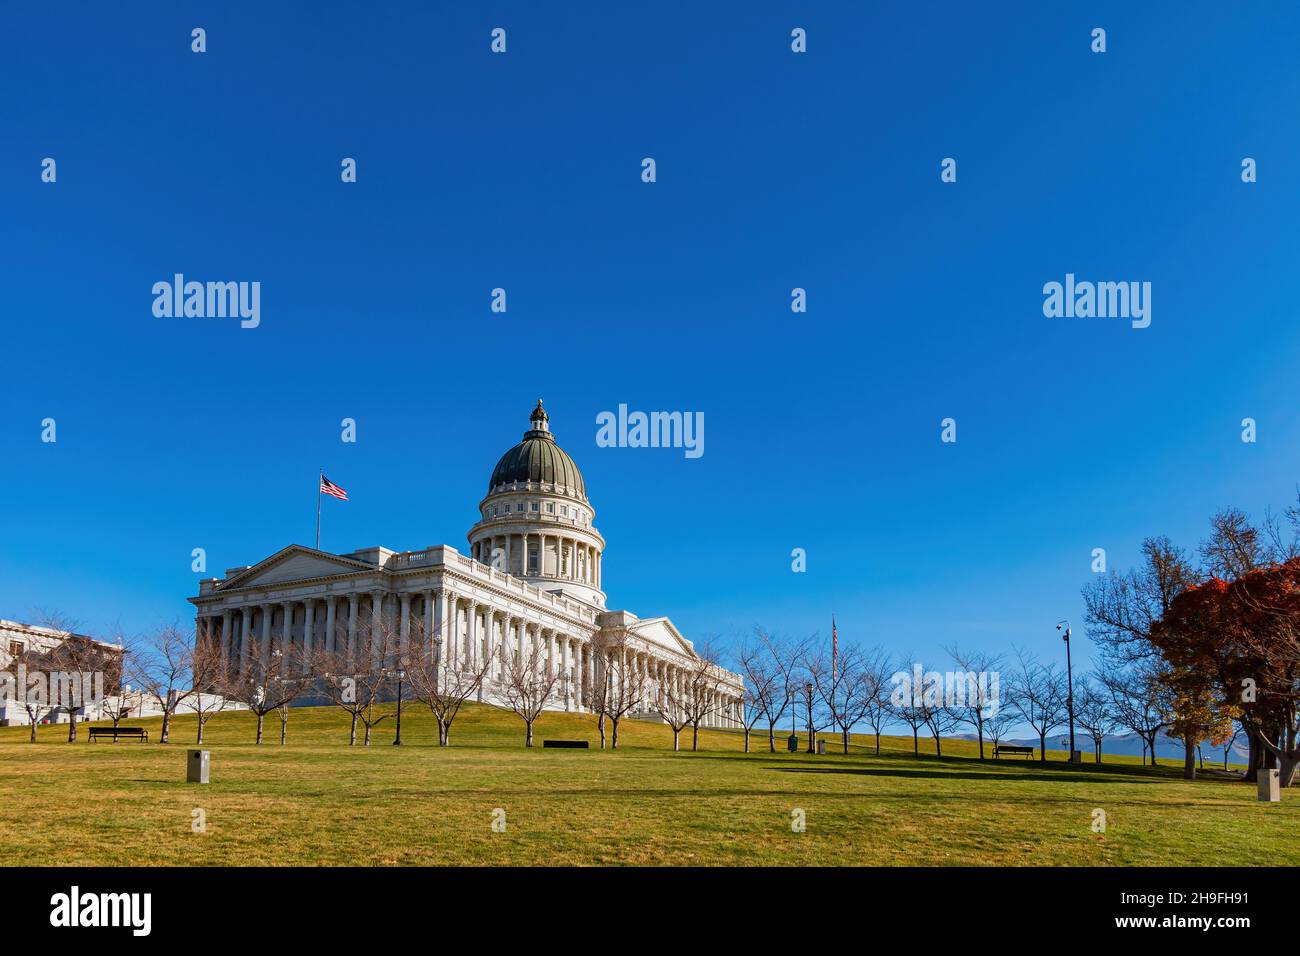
983 702 1019 753
4 641 55 742
496 638 563 748
736 630 783 753
945 645 1003 759
187 619 230 744
857 652 894 756
226 643 310 745
654 671 694 752
1073 675 1117 764
1082 536 1196 666
683 640 728 752
1100 659 1172 767
891 657 928 756
130 623 198 744
1221 726 1242 771
807 643 883 755
600 636 645 750
403 616 488 747
40 611 116 743
1009 648 1066 762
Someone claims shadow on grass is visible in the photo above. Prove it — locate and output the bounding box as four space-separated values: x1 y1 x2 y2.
770 765 1165 785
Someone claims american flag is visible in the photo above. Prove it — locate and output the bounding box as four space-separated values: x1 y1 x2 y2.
320 475 348 501
832 615 838 679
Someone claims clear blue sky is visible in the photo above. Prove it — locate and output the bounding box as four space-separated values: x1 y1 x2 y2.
3 2 1299 683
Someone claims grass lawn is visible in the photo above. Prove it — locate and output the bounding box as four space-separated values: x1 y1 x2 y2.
0 702 1287 866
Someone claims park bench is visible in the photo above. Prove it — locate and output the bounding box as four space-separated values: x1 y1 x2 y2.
542 740 589 749
88 727 149 743
993 744 1034 759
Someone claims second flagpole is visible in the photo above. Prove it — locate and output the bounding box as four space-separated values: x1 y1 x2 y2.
315 468 322 550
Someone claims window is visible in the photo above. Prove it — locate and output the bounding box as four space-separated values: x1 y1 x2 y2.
560 505 568 515
530 502 539 512
516 503 524 512
546 503 554 513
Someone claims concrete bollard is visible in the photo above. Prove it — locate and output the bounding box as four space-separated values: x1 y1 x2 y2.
1257 768 1280 802
187 749 210 784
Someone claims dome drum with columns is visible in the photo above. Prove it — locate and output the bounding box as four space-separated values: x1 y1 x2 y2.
189 402 745 727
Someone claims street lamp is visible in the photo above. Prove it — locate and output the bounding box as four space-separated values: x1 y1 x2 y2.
1057 620 1078 762
393 665 406 746
805 681 815 754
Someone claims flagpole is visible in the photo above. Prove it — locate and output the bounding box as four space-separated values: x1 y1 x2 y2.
315 468 322 550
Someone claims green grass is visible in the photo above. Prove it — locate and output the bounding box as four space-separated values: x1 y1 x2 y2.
0 703 1287 866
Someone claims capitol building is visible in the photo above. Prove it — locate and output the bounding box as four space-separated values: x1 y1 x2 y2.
190 402 745 727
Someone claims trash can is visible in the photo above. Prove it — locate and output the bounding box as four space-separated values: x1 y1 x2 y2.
787 733 799 752
1257 768 1280 802
187 749 210 784
816 740 826 755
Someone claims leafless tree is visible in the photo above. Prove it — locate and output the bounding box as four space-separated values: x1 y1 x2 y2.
40 611 116 743
1082 536 1196 666
736 631 783 753
683 640 728 752
891 656 928 756
496 638 563 748
983 702 1019 753
1009 648 1066 762
1099 659 1172 767
1073 675 1118 764
654 671 694 752
187 619 230 744
601 636 646 750
130 622 198 744
741 629 803 752
807 642 883 755
315 618 401 745
944 645 1003 759
1221 726 1242 771
582 644 613 749
226 642 310 745
922 698 962 757
403 616 489 747
5 641 54 742
857 652 894 756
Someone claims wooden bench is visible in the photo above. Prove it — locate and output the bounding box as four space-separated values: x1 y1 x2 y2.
88 727 149 744
542 740 589 749
993 744 1034 759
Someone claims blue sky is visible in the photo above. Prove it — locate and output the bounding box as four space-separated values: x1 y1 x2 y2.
3 2 1299 685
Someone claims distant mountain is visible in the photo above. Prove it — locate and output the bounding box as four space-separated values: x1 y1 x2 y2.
952 731 1248 765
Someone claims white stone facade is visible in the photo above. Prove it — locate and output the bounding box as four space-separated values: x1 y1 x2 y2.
188 405 745 728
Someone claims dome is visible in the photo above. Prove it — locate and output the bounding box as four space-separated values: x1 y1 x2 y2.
488 400 586 497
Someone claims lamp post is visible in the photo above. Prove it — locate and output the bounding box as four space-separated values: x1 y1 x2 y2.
393 666 405 746
1057 620 1077 762
805 681 815 754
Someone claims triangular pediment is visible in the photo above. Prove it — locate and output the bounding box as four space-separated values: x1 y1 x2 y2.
629 616 697 658
218 546 375 591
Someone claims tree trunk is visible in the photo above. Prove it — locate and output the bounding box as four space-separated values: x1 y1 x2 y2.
743 728 750 753
912 729 918 755
281 719 288 747
598 714 606 750
673 728 681 752
933 734 942 757
196 721 204 745
1244 725 1259 782
692 724 699 751
768 723 775 753
349 712 358 746
67 711 77 743
1147 733 1159 766
160 710 172 744
1183 735 1196 780
976 724 984 760
842 729 850 755
874 731 881 756
1038 732 1047 762
438 718 448 747
364 722 372 745
255 712 264 745
525 719 533 747
28 721 36 743
611 717 619 749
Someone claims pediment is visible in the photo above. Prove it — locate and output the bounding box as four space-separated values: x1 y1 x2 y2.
218 546 374 590
629 616 697 658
